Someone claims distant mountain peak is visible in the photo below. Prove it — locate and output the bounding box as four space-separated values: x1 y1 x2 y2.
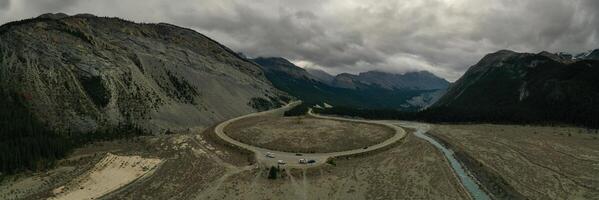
336 72 356 77
37 13 99 20
537 49 599 62
487 49 518 57
305 68 334 84
251 56 447 110
537 51 573 63
432 48 599 128
337 70 449 90
37 13 70 20
251 57 314 80
495 49 518 54
584 49 599 60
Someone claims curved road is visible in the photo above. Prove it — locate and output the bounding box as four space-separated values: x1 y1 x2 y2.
214 102 407 168
214 103 489 199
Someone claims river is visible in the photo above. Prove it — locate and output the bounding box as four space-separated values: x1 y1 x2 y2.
391 121 491 200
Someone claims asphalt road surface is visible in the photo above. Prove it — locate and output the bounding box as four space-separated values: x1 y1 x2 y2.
214 102 407 168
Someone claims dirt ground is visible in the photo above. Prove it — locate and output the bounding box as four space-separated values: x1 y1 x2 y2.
193 133 469 200
49 153 161 200
0 127 253 200
0 121 470 200
225 116 394 153
429 124 599 200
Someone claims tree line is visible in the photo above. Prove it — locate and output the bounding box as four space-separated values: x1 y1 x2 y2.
283 103 310 116
315 105 599 130
0 91 148 175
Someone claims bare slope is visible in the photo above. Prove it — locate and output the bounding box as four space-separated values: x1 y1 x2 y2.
0 13 288 133
49 153 161 200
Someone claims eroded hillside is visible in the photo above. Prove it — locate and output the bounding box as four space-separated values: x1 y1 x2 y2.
0 13 289 133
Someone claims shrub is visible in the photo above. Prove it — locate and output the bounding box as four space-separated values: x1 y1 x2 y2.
283 103 310 116
268 166 278 179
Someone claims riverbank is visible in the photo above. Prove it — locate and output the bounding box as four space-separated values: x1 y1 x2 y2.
429 124 599 199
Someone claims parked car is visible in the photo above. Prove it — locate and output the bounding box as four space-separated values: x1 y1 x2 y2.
307 159 316 164
265 152 275 158
277 160 286 165
295 153 303 156
299 159 307 164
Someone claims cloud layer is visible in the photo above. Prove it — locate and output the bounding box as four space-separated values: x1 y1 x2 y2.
1 0 598 80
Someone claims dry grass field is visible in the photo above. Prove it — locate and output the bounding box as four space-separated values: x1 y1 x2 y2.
194 133 469 200
429 124 599 200
1 120 471 200
224 116 394 153
0 128 251 200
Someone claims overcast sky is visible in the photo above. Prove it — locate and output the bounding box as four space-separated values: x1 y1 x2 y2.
1 0 598 81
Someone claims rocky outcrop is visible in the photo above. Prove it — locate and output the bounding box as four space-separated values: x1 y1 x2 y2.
0 13 289 133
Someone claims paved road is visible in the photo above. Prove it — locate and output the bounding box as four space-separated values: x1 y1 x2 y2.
214 105 488 199
214 102 407 168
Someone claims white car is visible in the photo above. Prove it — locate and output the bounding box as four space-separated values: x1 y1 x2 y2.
265 152 275 158
277 160 286 165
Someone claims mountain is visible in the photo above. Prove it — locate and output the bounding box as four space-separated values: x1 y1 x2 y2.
252 57 447 110
581 49 599 60
330 73 368 89
432 49 599 127
331 70 450 90
305 68 335 84
252 57 313 79
0 13 289 134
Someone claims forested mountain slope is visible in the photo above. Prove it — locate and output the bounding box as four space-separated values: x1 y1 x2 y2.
252 57 446 110
432 50 599 127
0 13 289 173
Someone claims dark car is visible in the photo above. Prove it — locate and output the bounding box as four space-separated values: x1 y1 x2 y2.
295 153 303 156
307 159 316 164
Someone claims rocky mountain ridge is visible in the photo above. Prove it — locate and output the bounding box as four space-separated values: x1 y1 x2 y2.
329 70 449 90
252 57 447 110
305 68 335 84
0 13 288 133
432 49 599 127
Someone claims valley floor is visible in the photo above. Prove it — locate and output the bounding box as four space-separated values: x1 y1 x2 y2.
429 124 599 200
0 126 467 199
2 119 598 199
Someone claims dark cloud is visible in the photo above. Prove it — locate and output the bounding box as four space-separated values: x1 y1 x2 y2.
0 0 9 10
1 0 598 81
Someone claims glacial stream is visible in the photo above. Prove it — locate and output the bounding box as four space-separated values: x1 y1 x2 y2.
394 121 491 200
